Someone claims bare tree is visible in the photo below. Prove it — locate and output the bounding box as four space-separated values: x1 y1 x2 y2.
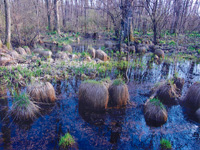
142 0 171 44
4 0 11 49
45 0 52 31
54 0 60 34
170 0 182 34
0 0 199 47
122 0 134 41
61 0 67 28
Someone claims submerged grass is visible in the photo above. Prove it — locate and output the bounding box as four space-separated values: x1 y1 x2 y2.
160 138 172 149
59 133 75 148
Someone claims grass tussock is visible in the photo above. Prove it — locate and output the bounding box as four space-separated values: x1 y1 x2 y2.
27 82 56 103
79 81 109 112
156 83 178 105
100 77 112 89
59 133 75 148
108 79 129 107
96 50 108 61
11 92 40 120
183 82 200 111
144 98 168 126
160 138 172 149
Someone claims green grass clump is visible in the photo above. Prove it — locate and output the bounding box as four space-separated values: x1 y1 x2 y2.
23 46 29 48
81 52 90 57
174 72 179 79
47 31 57 35
147 32 153 36
167 78 174 85
13 92 30 107
168 40 176 46
159 40 166 44
11 91 40 120
112 78 125 86
197 49 200 54
150 98 165 109
100 77 111 83
188 45 196 51
134 31 140 35
101 46 105 50
160 138 172 149
188 32 200 38
59 133 75 148
83 80 100 85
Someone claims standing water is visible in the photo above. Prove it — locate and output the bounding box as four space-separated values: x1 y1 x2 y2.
0 52 200 150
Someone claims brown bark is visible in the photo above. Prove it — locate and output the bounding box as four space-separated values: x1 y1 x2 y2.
4 0 11 49
54 0 60 34
45 0 51 31
170 0 181 34
122 0 134 41
61 0 66 28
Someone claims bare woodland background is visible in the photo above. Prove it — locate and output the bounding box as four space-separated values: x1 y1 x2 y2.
0 0 200 47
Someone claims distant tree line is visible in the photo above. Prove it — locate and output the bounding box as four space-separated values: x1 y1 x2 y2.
0 0 199 47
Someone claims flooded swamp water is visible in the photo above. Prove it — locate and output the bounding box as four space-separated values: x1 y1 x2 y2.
0 42 200 150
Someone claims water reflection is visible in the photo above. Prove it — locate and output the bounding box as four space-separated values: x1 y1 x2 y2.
79 111 106 126
0 86 11 149
109 109 126 145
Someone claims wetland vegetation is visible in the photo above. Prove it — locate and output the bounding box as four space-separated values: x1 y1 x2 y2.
0 0 200 149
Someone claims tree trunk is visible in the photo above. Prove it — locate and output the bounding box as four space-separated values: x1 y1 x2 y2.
170 0 181 34
54 0 60 34
84 0 88 35
36 0 40 39
61 0 66 28
181 0 190 33
153 19 157 45
152 0 158 45
4 0 11 49
123 0 134 42
45 0 51 31
75 0 78 32
64 0 68 28
143 18 147 35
